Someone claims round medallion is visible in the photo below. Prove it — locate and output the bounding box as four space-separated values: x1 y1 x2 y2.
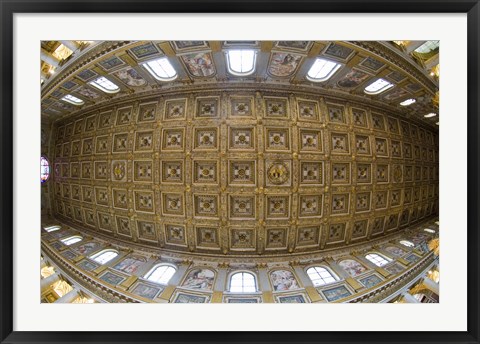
393 165 403 183
267 162 289 185
113 163 125 180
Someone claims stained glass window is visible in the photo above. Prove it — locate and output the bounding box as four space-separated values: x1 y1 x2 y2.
41 156 50 183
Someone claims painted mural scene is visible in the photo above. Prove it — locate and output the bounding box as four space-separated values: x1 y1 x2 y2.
40 40 439 303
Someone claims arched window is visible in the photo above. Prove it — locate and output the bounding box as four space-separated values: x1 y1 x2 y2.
43 225 60 232
364 78 394 95
306 58 341 82
229 272 256 293
400 98 416 106
89 76 120 93
90 250 119 264
424 228 436 234
365 253 390 267
414 40 439 54
306 266 337 286
144 264 177 285
61 94 84 106
142 57 177 81
60 235 82 246
226 50 257 76
400 240 415 248
41 156 50 183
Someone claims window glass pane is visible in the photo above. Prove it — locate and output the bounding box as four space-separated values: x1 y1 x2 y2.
143 58 177 81
230 272 256 292
400 240 415 247
366 253 389 267
61 94 84 105
89 77 119 93
146 265 176 284
61 236 82 246
227 50 256 75
414 41 439 54
44 225 60 232
400 98 416 106
92 250 118 264
307 58 341 81
364 78 394 94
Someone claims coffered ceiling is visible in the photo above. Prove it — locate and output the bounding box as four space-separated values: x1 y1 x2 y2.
43 41 439 259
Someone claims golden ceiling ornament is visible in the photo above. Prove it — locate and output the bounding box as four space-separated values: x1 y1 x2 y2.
267 162 290 185
432 91 439 107
428 238 439 256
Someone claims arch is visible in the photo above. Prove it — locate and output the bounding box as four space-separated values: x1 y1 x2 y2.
229 271 257 293
60 235 82 246
181 268 216 291
269 269 300 291
144 264 177 285
383 245 406 257
113 255 147 275
306 266 338 286
365 253 391 267
90 249 119 264
338 259 368 277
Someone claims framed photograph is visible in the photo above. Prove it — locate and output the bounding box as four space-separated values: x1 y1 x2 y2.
1 1 479 344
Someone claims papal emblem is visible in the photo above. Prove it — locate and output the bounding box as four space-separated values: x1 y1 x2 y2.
267 162 290 185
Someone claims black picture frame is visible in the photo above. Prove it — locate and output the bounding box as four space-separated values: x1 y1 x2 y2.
1 1 479 343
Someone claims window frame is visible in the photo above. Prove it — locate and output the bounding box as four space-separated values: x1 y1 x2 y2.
60 235 83 246
225 49 258 76
89 76 120 93
90 249 119 265
43 225 60 232
306 57 342 82
61 94 84 106
364 78 394 95
228 271 258 293
365 252 391 267
142 57 178 81
143 264 177 285
305 265 339 287
400 240 415 248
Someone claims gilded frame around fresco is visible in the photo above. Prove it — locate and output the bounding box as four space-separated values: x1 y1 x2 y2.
1 1 479 343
